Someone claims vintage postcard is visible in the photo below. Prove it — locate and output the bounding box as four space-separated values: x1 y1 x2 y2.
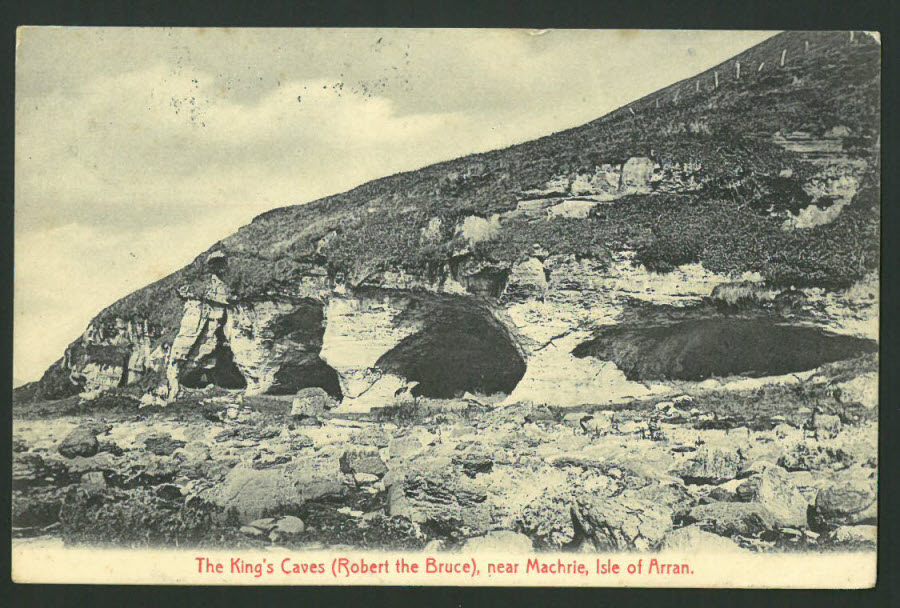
13 28 880 587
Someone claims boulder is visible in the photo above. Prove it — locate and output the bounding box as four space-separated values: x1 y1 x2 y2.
290 387 335 419
673 447 742 484
834 373 878 410
828 525 877 546
660 525 748 553
388 435 423 460
463 531 533 554
686 502 778 537
215 460 347 524
270 515 306 540
58 429 99 459
142 433 186 456
733 466 808 528
574 495 673 551
810 479 877 530
386 462 493 538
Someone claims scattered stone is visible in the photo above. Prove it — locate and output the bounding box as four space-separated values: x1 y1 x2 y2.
13 437 29 453
290 434 315 450
252 453 292 470
777 442 849 472
58 429 99 459
246 517 278 532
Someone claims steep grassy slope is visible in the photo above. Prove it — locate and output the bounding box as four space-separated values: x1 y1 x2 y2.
84 30 880 336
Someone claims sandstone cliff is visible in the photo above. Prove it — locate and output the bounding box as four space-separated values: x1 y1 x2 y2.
15 31 880 412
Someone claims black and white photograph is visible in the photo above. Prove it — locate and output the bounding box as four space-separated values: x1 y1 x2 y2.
11 27 881 587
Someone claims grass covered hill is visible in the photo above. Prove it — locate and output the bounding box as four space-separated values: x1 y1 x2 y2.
93 30 879 335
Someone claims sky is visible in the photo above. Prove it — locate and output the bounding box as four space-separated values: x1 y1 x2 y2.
14 27 774 387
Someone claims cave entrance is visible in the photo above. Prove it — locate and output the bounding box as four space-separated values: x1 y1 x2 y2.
265 299 343 399
180 326 247 390
572 318 878 381
270 357 343 399
375 305 526 399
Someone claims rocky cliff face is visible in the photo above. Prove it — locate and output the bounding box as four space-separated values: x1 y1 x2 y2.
16 31 880 414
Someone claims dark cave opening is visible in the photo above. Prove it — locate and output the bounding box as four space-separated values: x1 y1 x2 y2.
265 299 343 399
180 326 247 390
375 306 526 399
270 357 343 399
572 318 878 382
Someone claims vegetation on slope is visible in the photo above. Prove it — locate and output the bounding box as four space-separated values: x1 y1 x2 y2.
88 31 879 333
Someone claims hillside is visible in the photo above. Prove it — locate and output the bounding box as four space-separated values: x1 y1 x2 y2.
96 31 878 325
17 30 880 403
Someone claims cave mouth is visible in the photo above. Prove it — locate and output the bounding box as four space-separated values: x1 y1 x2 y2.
264 299 343 399
270 356 343 399
572 318 878 382
375 306 526 399
180 339 247 390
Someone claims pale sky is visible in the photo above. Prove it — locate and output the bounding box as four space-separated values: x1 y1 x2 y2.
14 27 774 386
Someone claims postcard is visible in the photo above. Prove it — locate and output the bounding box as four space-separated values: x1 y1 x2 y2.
13 27 880 587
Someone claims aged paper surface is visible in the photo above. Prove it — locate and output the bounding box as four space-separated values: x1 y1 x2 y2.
13 27 879 587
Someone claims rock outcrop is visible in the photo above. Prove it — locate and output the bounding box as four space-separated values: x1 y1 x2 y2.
16 31 879 417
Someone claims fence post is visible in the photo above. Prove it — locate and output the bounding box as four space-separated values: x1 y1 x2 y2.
758 61 765 72
805 40 809 53
850 31 855 43
714 71 719 88
735 61 741 80
780 49 786 67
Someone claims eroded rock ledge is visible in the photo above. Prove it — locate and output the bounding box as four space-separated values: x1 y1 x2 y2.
47 244 877 413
